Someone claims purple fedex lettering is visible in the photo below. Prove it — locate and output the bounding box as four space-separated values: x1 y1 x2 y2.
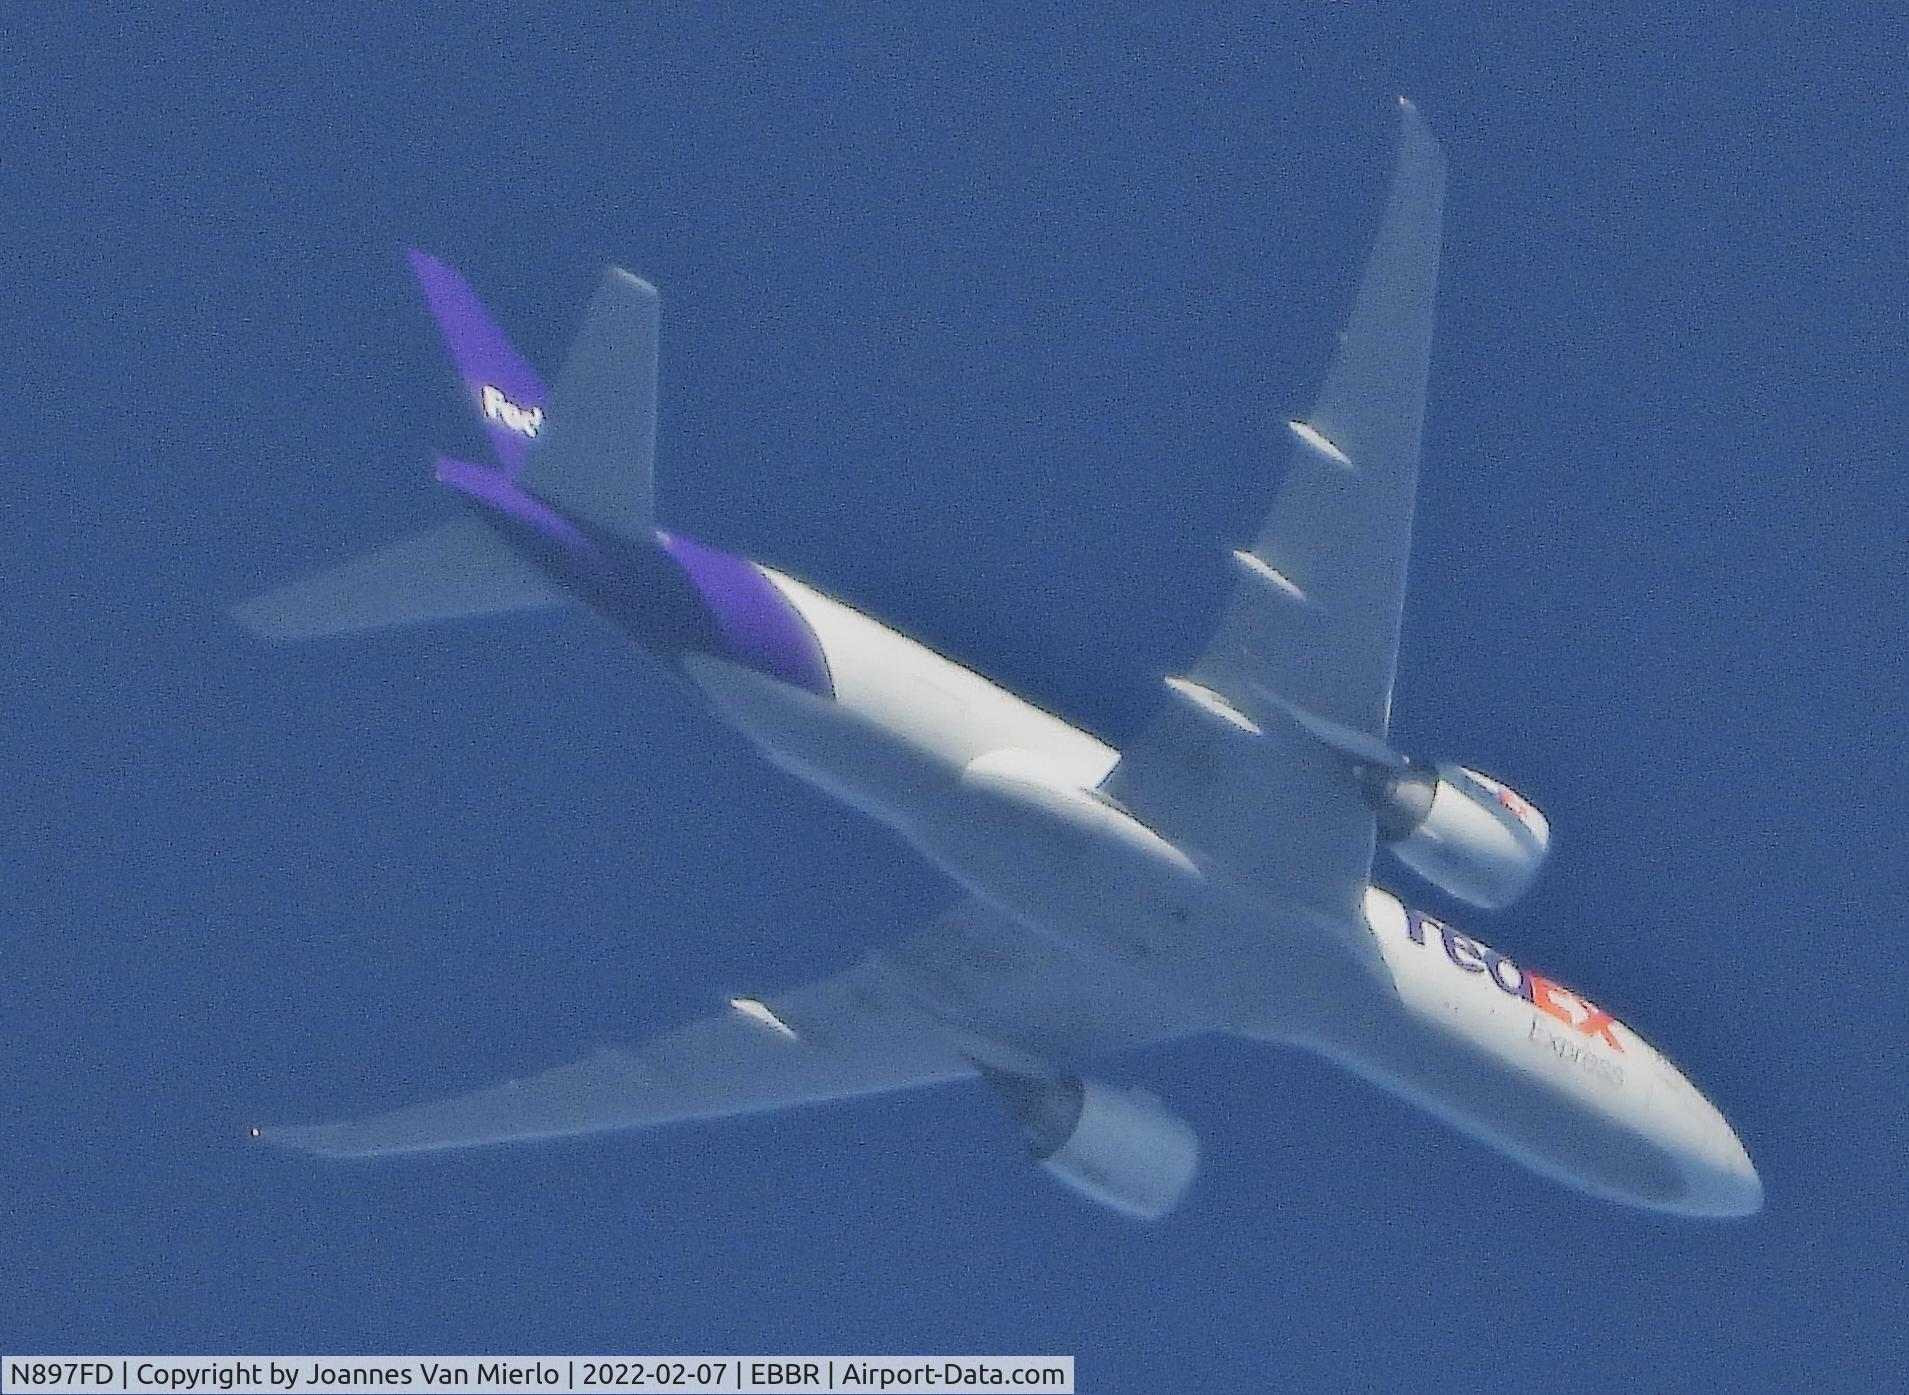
1400 910 1624 1053
1442 926 1487 974
1481 946 1533 1000
1403 911 1490 975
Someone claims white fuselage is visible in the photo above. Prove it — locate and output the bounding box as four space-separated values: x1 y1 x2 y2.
682 567 1761 1218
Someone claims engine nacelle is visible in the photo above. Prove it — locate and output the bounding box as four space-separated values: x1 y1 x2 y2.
1362 761 1550 911
982 1066 1199 1221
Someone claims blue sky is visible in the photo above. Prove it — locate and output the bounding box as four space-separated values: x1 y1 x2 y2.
6 5 1904 1390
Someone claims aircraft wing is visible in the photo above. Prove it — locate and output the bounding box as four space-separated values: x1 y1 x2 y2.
261 899 1200 1158
1102 102 1446 920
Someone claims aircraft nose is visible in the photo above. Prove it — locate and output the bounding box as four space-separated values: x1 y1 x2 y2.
1679 1112 1763 1218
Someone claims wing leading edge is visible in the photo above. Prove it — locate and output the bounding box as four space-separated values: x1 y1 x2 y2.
261 900 1202 1158
1103 102 1447 918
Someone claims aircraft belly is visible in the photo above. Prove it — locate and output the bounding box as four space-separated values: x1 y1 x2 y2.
679 653 952 827
680 652 1235 999
678 651 1130 906
760 569 1120 787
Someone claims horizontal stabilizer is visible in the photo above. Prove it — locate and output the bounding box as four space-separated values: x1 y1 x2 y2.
230 515 563 640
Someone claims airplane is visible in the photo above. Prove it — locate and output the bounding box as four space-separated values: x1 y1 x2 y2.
236 101 1761 1221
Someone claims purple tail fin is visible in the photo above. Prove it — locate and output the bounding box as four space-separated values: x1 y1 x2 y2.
406 249 548 478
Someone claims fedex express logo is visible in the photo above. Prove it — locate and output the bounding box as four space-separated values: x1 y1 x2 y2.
481 384 543 438
1404 910 1624 1054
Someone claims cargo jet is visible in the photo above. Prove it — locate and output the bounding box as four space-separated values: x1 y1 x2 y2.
237 102 1760 1220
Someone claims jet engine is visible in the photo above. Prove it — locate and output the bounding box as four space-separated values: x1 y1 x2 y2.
981 1065 1198 1221
1360 761 1550 911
